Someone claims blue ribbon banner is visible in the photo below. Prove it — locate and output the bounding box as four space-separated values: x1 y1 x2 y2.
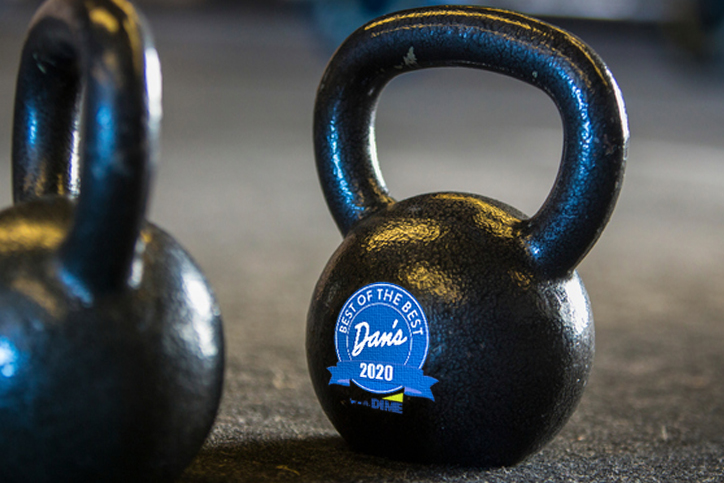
328 361 438 401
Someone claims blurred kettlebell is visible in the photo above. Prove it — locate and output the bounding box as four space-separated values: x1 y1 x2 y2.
0 1 223 481
307 6 627 467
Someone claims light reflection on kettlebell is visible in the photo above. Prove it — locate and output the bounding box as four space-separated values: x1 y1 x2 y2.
0 338 20 378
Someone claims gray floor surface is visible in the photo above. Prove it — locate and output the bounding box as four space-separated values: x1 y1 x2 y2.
1 3 723 481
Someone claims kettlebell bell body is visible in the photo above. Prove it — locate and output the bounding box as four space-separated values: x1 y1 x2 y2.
0 1 223 481
307 7 627 467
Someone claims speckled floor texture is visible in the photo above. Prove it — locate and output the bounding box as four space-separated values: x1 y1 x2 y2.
1 2 723 481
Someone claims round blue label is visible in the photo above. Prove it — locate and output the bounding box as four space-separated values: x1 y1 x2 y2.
329 282 437 400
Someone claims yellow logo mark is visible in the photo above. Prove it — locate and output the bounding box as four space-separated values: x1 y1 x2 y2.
383 393 404 403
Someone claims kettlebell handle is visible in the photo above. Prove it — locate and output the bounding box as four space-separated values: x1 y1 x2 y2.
314 6 628 278
12 0 160 295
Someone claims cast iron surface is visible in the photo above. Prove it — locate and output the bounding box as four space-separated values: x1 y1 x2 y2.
0 1 223 481
308 6 628 467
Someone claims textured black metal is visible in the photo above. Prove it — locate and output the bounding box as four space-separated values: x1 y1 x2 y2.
314 6 628 279
0 1 223 481
13 0 159 294
308 6 627 468
12 14 81 203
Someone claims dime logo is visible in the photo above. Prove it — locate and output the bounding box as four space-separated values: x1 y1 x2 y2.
329 282 438 400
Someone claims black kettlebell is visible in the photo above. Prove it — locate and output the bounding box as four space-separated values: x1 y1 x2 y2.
0 1 223 481
307 6 627 467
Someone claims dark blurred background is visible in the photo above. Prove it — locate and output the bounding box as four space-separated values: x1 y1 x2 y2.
1 0 723 481
2 0 724 61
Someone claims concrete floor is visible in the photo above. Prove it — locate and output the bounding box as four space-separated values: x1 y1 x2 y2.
1 3 723 481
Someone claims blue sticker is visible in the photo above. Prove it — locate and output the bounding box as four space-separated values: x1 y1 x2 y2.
329 282 438 401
